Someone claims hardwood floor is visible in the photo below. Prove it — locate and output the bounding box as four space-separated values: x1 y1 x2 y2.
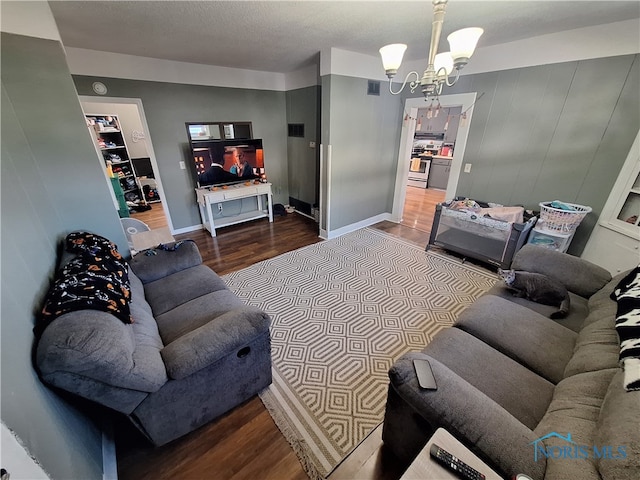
400 187 445 234
117 396 309 480
130 201 169 230
117 190 443 480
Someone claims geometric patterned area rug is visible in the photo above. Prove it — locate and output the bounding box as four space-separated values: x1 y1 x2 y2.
222 227 496 479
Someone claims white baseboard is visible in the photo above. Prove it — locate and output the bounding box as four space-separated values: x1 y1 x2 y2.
172 224 204 235
325 213 392 240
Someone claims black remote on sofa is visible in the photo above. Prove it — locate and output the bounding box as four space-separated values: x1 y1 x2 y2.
429 443 486 480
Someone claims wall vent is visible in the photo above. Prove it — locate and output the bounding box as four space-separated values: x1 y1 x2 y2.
367 80 381 96
288 123 305 137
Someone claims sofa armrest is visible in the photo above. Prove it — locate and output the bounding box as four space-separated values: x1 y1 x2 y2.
390 353 546 480
130 240 202 284
512 244 611 297
161 306 271 380
36 311 167 392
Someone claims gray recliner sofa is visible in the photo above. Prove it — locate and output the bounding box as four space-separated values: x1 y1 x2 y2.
383 245 639 480
36 240 272 446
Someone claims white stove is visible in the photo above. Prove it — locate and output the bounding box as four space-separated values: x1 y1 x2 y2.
408 156 431 188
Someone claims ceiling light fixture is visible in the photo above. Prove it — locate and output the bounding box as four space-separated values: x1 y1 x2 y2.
379 0 483 98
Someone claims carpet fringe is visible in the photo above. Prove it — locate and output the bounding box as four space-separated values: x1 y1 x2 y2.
259 387 324 480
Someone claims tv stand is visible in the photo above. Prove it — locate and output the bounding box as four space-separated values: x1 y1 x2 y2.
196 182 273 237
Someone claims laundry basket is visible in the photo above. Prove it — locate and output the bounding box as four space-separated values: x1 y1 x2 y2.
538 201 592 234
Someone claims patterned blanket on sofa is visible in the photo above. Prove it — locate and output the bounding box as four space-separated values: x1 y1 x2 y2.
611 265 640 391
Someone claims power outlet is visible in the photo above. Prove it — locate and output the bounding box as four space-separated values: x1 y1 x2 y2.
464 163 472 173
309 141 316 148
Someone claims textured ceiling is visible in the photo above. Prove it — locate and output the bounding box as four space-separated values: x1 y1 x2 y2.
49 1 640 73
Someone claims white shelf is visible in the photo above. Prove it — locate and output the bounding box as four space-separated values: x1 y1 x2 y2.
196 183 273 237
207 211 269 230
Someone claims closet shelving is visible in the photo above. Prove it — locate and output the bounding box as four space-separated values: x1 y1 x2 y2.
86 114 147 210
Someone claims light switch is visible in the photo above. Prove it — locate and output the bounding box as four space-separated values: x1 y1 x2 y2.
179 161 186 170
464 163 472 173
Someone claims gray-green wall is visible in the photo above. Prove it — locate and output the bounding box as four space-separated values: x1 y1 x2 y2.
321 75 403 231
286 86 320 208
73 77 290 231
1 33 128 479
404 54 640 254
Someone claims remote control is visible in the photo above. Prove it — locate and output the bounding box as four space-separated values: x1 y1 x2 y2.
429 443 486 480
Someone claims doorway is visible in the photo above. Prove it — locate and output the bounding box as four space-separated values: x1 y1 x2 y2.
391 93 478 229
79 96 173 232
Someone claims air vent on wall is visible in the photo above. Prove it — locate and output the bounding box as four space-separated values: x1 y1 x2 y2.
288 124 305 137
367 80 381 96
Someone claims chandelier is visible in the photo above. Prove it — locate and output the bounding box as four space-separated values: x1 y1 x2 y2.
379 0 483 98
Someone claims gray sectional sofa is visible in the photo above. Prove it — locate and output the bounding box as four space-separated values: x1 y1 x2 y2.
36 239 272 446
383 244 639 480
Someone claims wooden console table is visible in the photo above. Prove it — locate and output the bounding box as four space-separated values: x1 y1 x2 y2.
401 428 502 480
195 182 273 237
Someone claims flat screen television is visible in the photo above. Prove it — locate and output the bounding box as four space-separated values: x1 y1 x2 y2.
188 138 266 188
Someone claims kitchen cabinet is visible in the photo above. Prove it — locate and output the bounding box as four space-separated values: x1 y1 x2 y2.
581 132 640 274
416 106 463 144
416 107 449 134
428 157 451 189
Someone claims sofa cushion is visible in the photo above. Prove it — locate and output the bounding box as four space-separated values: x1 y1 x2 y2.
512 245 612 298
455 295 577 384
129 240 202 283
129 270 167 381
586 275 620 325
143 265 228 316
533 368 618 480
422 327 554 429
485 284 588 333
161 306 270 380
564 316 621 378
155 289 246 345
594 370 640 480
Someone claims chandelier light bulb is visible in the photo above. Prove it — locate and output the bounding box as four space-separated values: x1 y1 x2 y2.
379 44 407 78
434 52 454 77
447 27 484 68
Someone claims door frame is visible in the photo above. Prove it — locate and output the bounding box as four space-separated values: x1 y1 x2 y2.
79 96 174 232
391 92 477 223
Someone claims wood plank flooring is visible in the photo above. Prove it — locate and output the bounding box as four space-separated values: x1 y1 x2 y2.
129 202 169 231
400 187 445 235
117 189 443 480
